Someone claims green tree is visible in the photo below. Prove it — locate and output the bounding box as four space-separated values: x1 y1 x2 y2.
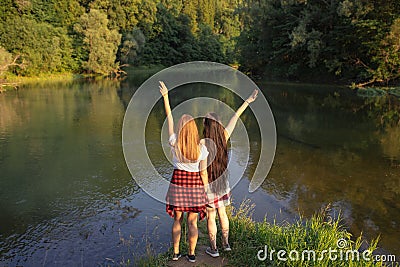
214 0 241 63
135 0 158 34
160 0 183 16
74 9 122 75
182 0 198 33
237 0 400 84
89 0 141 30
137 2 229 66
197 0 215 28
367 18 400 85
0 47 13 76
197 24 225 62
88 0 157 33
138 4 192 65
119 27 146 65
0 16 75 75
0 47 21 77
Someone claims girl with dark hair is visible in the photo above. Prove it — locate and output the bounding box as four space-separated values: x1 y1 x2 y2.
160 81 209 263
203 89 259 258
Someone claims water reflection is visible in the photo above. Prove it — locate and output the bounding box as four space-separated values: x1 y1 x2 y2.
0 78 399 264
259 83 399 256
0 79 157 265
142 81 400 256
380 125 400 163
366 95 400 163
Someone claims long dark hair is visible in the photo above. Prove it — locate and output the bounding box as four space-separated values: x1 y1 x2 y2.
203 112 228 194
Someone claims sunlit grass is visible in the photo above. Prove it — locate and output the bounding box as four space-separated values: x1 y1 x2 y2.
139 199 388 267
6 73 80 83
227 199 383 267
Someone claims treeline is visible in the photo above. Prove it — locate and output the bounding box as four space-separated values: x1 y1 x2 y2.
0 0 399 86
239 0 400 86
0 0 240 77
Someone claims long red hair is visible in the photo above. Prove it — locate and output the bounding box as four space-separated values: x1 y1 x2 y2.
175 114 200 162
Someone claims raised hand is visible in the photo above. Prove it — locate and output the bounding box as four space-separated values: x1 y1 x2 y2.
159 80 174 135
159 81 169 96
246 89 259 103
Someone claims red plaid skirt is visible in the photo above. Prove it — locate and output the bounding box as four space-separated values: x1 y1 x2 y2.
166 169 207 220
206 191 232 209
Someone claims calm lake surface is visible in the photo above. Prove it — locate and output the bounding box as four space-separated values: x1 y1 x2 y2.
0 72 399 265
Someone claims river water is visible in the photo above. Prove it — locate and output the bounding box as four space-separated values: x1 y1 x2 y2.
0 73 399 265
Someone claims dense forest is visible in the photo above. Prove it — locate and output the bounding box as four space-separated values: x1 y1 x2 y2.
0 0 399 86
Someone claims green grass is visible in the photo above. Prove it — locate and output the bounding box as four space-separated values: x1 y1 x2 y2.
0 73 84 92
5 72 81 83
135 250 170 267
133 200 394 266
226 200 384 267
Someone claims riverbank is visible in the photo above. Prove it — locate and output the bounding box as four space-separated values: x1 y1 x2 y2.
0 73 83 92
2 67 399 95
0 66 163 93
139 200 385 267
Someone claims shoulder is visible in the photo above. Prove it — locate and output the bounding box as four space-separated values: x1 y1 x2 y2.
199 138 206 145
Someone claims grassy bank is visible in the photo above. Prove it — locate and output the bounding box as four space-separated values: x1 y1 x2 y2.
6 73 80 83
139 200 388 267
0 66 164 93
226 201 384 267
0 73 83 92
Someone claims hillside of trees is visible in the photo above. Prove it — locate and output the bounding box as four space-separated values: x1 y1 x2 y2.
0 0 399 86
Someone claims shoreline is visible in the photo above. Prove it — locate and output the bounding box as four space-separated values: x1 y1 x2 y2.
138 201 389 267
0 73 83 92
1 67 399 92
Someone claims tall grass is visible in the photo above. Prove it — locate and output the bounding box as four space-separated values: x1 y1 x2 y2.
138 199 391 266
227 199 383 267
136 218 187 267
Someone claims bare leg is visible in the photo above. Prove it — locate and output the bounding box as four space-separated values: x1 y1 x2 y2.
172 211 183 254
217 206 229 246
187 212 199 255
206 207 218 250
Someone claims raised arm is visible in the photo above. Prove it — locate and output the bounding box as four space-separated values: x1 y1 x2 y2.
224 89 259 140
159 81 174 137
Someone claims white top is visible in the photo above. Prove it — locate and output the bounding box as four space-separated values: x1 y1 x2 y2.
169 134 209 172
